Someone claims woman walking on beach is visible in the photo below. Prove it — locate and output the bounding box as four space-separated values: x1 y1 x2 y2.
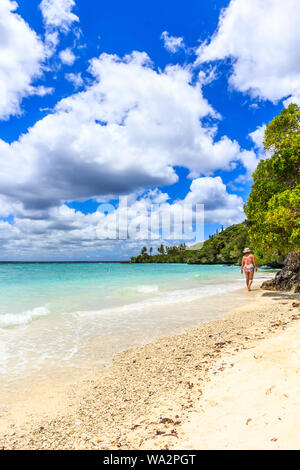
241 248 257 291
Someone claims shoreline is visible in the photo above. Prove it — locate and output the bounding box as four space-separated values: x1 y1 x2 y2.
0 280 262 398
1 286 300 449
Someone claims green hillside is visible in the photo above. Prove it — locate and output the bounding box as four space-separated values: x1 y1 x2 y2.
188 222 250 264
130 222 253 265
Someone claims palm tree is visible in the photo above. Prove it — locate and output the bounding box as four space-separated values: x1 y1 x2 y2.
158 244 165 255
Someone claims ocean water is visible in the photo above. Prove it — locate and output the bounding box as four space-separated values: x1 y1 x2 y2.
0 263 273 393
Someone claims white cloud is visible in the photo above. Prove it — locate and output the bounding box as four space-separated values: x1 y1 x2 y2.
161 31 185 53
65 72 83 88
59 47 76 65
0 195 13 218
183 176 245 225
0 0 48 119
0 176 245 258
237 149 260 176
40 0 80 56
249 125 266 149
34 85 54 97
248 124 273 161
230 125 270 187
40 0 79 32
198 66 217 86
44 31 59 56
0 51 251 212
197 0 300 104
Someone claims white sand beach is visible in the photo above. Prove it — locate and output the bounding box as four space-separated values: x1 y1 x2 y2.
177 300 300 450
1 287 300 450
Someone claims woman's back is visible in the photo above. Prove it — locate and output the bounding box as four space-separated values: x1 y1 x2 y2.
244 254 254 266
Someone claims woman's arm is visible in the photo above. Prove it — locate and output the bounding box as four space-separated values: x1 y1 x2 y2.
241 256 245 273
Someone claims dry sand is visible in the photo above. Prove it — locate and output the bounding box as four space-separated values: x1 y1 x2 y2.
1 287 300 450
176 299 300 450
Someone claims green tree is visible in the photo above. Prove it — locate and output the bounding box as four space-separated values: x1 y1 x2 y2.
157 244 165 255
245 104 300 257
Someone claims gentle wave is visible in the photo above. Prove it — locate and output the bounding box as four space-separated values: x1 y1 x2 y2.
75 283 241 318
134 285 159 294
0 306 50 328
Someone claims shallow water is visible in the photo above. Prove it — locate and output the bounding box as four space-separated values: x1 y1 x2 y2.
0 263 275 392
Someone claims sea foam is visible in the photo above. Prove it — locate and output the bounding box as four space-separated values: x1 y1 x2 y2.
135 285 159 293
75 283 240 318
0 306 50 328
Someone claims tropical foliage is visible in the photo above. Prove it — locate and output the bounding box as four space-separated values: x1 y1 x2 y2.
130 223 251 264
244 103 300 257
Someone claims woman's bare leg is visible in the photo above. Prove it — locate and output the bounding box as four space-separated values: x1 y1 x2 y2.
245 271 250 290
248 271 254 291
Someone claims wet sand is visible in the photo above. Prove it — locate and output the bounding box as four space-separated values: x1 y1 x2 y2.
1 287 300 450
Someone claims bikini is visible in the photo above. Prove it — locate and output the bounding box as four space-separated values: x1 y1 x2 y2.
244 255 254 272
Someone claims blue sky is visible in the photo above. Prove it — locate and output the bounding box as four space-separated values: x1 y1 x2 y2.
0 0 299 260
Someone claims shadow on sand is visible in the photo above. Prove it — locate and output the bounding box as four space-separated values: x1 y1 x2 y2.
261 291 300 301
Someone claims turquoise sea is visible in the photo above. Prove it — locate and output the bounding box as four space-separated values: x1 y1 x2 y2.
0 263 273 393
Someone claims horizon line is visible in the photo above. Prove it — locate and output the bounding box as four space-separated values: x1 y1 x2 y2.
0 260 127 264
